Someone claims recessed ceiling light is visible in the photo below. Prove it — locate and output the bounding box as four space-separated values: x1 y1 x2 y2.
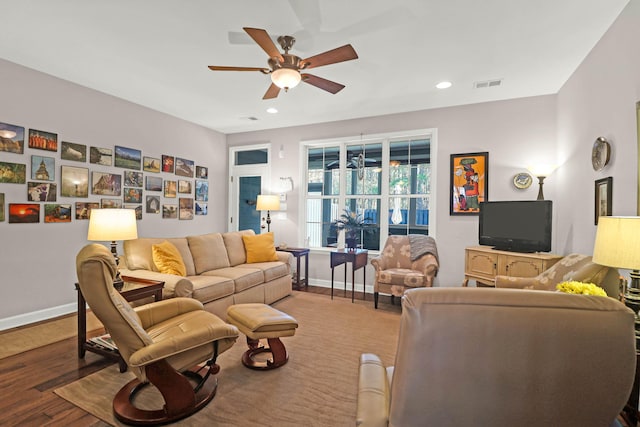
266 107 278 114
436 81 452 89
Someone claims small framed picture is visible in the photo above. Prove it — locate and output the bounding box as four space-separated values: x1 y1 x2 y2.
114 145 142 170
61 141 87 162
146 195 161 214
162 155 174 173
124 204 143 220
92 171 121 196
101 198 122 209
31 155 55 181
124 188 143 203
44 204 72 223
164 180 177 198
0 161 27 184
27 182 57 202
175 157 194 177
196 166 208 179
9 203 40 223
123 171 143 187
60 165 89 197
143 156 161 173
595 177 613 225
195 179 208 201
145 176 163 191
179 197 194 220
75 202 100 220
89 146 112 166
163 204 177 219
450 152 489 215
0 122 25 154
195 201 208 215
178 179 192 194
28 129 57 152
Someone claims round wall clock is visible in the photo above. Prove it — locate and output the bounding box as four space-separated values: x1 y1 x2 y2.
513 172 533 189
591 137 611 171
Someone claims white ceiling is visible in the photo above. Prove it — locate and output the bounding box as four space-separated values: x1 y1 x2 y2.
0 0 629 134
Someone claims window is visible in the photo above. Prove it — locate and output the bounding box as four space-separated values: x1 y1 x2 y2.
304 131 432 250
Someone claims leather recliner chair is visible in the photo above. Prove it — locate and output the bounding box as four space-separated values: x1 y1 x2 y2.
357 287 635 426
76 243 239 425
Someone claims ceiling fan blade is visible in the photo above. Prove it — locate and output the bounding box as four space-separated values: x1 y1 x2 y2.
208 65 268 72
263 83 281 100
301 73 345 94
243 27 284 61
302 44 358 69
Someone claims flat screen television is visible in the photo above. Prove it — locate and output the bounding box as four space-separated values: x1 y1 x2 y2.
478 200 552 253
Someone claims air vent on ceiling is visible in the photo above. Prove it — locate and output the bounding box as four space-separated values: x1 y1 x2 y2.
474 79 503 89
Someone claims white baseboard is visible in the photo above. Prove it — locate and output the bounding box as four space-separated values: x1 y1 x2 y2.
0 302 77 331
305 279 374 295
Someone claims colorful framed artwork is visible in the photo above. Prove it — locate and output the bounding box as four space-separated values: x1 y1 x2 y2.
124 171 143 187
162 204 177 219
0 122 25 154
28 129 57 152
123 188 143 203
27 182 57 202
595 177 613 225
0 161 26 184
195 180 208 201
450 152 488 215
143 156 161 173
175 157 194 177
178 180 192 194
124 204 142 220
92 171 121 196
31 155 55 181
44 204 72 223
195 201 208 215
75 202 99 220
114 145 142 170
61 141 87 162
162 155 174 173
164 180 177 198
101 198 122 209
90 146 112 166
145 176 162 191
179 197 194 220
60 165 89 197
9 203 40 223
0 193 4 221
146 195 160 213
196 166 208 179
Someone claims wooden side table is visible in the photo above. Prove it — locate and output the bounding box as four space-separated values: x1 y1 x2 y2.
75 275 164 372
330 249 368 303
277 247 310 290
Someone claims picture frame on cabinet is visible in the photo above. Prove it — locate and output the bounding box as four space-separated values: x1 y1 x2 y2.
450 152 488 215
595 177 612 225
0 122 25 154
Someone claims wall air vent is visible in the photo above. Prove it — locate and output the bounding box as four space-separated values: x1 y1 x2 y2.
474 79 503 89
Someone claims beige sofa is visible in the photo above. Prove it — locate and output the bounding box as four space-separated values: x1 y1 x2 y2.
119 230 293 319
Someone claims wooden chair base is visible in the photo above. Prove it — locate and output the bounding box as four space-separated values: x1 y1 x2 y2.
242 336 288 370
113 360 219 425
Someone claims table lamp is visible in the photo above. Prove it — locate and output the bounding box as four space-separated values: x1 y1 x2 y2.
87 208 138 289
256 194 280 232
527 164 557 201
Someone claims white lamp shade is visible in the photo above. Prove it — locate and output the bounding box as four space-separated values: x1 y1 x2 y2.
592 216 640 270
271 68 301 89
527 164 557 177
256 194 280 211
87 209 138 241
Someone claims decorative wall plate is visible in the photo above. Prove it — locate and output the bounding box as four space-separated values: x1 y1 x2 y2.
591 137 611 171
513 172 533 189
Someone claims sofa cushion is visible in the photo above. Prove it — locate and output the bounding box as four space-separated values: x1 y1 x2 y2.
242 232 279 263
187 233 230 274
378 268 426 287
222 229 255 266
206 267 264 293
152 241 187 276
237 261 290 282
124 237 196 276
188 275 235 304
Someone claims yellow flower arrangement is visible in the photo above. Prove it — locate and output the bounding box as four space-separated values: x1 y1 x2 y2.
556 281 607 296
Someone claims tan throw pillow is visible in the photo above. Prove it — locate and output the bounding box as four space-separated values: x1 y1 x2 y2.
242 232 279 263
152 240 187 276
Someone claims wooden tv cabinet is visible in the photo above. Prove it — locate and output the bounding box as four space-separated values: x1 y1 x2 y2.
463 246 562 287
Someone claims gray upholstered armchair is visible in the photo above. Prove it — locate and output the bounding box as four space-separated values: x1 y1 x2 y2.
370 235 439 308
356 287 635 426
494 253 621 298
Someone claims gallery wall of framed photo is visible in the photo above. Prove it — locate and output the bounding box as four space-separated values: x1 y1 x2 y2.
0 120 210 224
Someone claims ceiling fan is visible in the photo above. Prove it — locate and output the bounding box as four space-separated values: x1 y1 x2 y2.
208 27 358 100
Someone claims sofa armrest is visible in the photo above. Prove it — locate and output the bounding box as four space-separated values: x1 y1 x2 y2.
370 256 386 272
494 275 541 289
357 353 391 427
134 297 204 329
276 251 294 273
413 253 439 283
119 268 194 298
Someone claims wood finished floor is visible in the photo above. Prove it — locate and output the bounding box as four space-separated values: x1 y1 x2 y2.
0 286 395 427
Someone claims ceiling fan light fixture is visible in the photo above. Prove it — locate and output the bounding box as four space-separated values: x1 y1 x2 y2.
436 81 452 89
271 68 301 90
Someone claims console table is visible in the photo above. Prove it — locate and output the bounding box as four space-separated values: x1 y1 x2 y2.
75 275 164 372
277 247 309 290
463 246 562 287
330 249 368 302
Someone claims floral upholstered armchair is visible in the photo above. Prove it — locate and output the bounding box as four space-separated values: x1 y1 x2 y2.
494 253 621 298
370 235 439 308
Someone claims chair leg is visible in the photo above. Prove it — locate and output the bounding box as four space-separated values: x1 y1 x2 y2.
374 292 379 309
391 295 395 305
113 359 219 425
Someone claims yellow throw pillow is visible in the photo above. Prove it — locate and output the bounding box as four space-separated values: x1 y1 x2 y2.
152 240 187 276
242 232 279 263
